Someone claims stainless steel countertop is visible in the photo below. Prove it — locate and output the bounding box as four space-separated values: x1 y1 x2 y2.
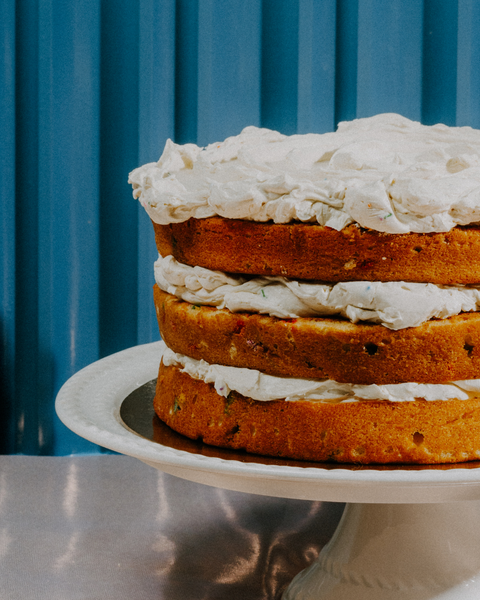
0 455 344 600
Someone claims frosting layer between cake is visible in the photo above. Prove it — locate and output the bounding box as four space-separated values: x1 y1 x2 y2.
163 347 480 403
155 254 480 330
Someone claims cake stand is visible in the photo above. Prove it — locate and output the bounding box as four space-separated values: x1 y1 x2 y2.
56 341 480 599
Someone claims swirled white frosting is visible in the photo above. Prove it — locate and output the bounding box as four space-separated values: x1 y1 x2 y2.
155 255 480 330
129 113 480 234
163 348 480 403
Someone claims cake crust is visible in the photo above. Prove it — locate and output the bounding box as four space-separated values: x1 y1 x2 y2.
153 217 480 284
155 286 480 385
155 362 480 464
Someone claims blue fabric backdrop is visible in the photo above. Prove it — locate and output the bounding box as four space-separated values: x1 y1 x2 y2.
1 0 480 454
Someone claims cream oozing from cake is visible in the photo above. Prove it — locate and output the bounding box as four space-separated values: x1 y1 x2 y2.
155 254 480 330
129 113 480 234
163 348 480 403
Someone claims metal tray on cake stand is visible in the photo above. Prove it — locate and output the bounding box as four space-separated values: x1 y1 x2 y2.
56 341 480 599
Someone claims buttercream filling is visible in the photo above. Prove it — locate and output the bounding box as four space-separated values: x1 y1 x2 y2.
155 254 480 330
129 113 480 234
163 348 480 404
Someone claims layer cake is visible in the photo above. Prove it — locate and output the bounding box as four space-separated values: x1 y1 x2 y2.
129 113 480 464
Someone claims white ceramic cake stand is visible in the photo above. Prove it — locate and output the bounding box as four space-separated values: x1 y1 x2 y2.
56 341 480 600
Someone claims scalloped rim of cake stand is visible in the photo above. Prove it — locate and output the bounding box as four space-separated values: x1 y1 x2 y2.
55 341 480 504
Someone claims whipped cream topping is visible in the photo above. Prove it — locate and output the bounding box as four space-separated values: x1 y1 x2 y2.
155 255 480 330
129 113 480 234
163 348 480 403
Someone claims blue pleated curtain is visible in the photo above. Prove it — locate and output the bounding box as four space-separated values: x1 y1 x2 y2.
1 0 480 455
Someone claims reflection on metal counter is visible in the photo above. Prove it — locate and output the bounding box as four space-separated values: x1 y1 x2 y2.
0 455 344 600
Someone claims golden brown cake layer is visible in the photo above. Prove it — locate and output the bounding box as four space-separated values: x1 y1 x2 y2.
153 217 480 284
155 362 480 464
154 286 480 385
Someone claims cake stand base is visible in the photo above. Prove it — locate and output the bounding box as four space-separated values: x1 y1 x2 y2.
283 501 480 599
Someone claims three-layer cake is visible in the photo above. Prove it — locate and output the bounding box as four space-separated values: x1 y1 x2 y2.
129 113 480 463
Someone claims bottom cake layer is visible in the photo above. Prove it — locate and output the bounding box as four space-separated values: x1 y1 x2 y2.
155 361 480 464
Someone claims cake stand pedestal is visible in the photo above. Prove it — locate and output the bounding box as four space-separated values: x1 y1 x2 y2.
56 342 480 600
283 502 480 599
